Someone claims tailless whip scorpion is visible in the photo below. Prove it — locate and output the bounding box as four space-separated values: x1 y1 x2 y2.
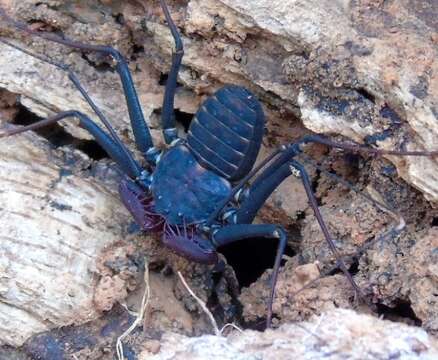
0 0 437 328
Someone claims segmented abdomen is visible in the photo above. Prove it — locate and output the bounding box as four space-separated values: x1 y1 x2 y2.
187 85 265 181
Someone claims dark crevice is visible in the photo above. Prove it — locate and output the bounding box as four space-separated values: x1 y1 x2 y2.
206 294 222 323
312 171 320 192
219 235 295 289
284 223 302 253
133 44 145 54
326 256 359 276
158 73 168 86
244 317 271 331
130 44 145 61
81 53 114 73
158 72 184 88
348 257 359 275
20 18 113 74
342 153 361 179
114 13 125 26
296 211 306 221
282 244 295 265
76 140 108 161
12 104 110 161
13 105 75 147
27 19 63 36
432 217 438 227
207 270 241 326
356 88 376 104
376 300 422 326
311 170 323 206
174 109 193 132
153 108 194 132
327 267 342 276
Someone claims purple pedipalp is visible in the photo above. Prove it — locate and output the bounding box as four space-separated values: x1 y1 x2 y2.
119 178 164 232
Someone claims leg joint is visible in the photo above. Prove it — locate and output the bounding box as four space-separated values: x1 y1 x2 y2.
272 226 286 239
65 110 84 118
289 164 301 178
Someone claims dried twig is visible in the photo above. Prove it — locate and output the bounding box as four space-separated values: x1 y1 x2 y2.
220 323 243 335
177 271 221 336
116 259 151 360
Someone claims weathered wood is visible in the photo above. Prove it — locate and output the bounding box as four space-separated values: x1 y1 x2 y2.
0 133 131 346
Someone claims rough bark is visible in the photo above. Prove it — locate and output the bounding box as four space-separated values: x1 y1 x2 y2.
0 132 132 346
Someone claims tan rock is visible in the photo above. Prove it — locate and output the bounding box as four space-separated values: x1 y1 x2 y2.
139 309 438 360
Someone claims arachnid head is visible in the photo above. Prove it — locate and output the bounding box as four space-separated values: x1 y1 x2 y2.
120 177 219 264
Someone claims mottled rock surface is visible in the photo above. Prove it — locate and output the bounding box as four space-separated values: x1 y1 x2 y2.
138 309 438 360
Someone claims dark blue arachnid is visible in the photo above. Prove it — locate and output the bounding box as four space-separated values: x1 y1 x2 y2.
117 84 264 266
2 0 437 328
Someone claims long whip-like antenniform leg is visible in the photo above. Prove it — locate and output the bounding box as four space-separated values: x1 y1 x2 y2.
0 37 143 178
298 152 397 215
210 132 438 226
299 134 438 157
158 0 184 145
0 8 156 159
212 224 287 328
0 111 143 179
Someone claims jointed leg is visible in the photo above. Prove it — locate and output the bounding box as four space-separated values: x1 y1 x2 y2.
298 152 398 215
234 159 368 308
208 130 438 226
235 163 292 224
289 160 366 299
0 38 143 177
0 111 143 181
204 147 284 226
228 134 436 314
159 0 184 145
212 224 287 328
0 8 155 157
